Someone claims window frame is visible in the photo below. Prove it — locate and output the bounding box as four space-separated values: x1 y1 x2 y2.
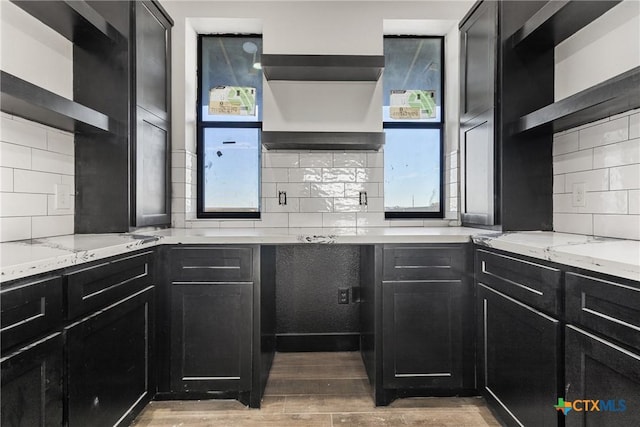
196 34 263 219
383 35 445 220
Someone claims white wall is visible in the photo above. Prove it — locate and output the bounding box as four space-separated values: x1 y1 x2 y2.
162 0 472 230
553 0 640 240
0 1 75 242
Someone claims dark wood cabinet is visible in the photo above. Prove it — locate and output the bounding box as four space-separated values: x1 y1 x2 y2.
132 1 172 227
477 283 561 427
565 325 640 427
361 244 474 406
1 333 64 427
459 1 554 230
66 287 154 427
170 283 253 393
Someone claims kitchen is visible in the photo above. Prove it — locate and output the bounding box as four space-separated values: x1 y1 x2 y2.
0 0 639 426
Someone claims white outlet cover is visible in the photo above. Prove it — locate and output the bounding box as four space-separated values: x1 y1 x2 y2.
572 182 586 207
55 184 71 210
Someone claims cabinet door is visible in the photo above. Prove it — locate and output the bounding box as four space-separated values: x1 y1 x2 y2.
478 284 561 427
171 283 252 393
1 333 63 427
66 287 154 427
134 107 170 227
460 0 497 123
565 325 640 427
382 280 463 389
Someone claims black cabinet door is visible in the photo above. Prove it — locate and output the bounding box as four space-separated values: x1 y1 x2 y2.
66 287 154 427
382 280 464 389
1 333 63 427
478 283 561 427
565 325 640 427
171 283 252 393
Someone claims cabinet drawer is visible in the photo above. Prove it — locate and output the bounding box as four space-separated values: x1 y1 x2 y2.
1 275 63 352
566 272 640 352
383 245 464 280
66 251 153 320
475 249 561 315
170 247 254 282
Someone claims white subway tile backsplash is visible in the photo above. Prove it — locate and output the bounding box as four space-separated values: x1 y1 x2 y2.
629 190 640 215
264 197 300 212
288 168 322 182
593 214 640 240
261 167 289 183
0 217 31 241
553 174 565 194
171 182 185 199
333 198 362 212
32 149 73 175
553 213 593 235
1 193 47 217
553 194 577 213
47 130 74 155
171 167 187 183
47 194 74 216
0 142 31 169
582 191 628 214
31 215 73 238
299 197 333 212
630 113 640 139
333 153 366 167
255 213 289 228
554 149 593 174
322 168 356 182
366 152 384 168
289 212 323 227
563 169 609 192
364 197 384 212
219 220 255 228
13 169 62 194
449 151 458 169
262 183 277 198
553 131 579 155
276 182 310 197
322 212 356 227
0 117 47 149
356 167 383 183
299 152 333 167
609 164 640 190
1 167 13 192
356 212 387 227
264 152 299 168
579 117 628 149
171 151 186 168
593 138 640 169
171 197 186 214
172 213 186 228
345 183 379 198
310 183 344 198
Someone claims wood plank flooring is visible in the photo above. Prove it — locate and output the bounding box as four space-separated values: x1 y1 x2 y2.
132 352 501 426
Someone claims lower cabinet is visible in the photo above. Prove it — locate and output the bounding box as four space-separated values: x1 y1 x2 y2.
0 333 64 427
66 287 155 427
382 280 465 389
477 284 561 427
565 326 640 427
170 283 252 393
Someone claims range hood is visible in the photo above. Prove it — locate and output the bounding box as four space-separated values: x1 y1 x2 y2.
261 54 384 150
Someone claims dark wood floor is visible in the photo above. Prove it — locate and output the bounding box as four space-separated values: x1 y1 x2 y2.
132 352 500 426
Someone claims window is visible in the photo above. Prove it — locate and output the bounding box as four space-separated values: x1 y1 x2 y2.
197 35 263 218
383 36 444 218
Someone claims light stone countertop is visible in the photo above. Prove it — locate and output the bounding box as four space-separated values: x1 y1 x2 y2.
1 227 638 282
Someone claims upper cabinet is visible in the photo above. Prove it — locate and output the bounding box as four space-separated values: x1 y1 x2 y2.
261 54 384 81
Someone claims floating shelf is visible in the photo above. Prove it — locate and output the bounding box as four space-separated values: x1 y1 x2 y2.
1 71 114 133
262 131 384 150
511 0 621 51
261 55 384 81
11 0 123 43
513 67 640 134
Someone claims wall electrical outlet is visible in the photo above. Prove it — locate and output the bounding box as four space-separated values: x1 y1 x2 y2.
338 288 350 304
55 184 71 210
572 182 586 207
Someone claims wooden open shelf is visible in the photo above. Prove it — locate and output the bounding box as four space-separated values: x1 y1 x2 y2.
1 71 114 133
11 0 123 43
261 54 384 81
511 0 621 51
513 67 640 134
